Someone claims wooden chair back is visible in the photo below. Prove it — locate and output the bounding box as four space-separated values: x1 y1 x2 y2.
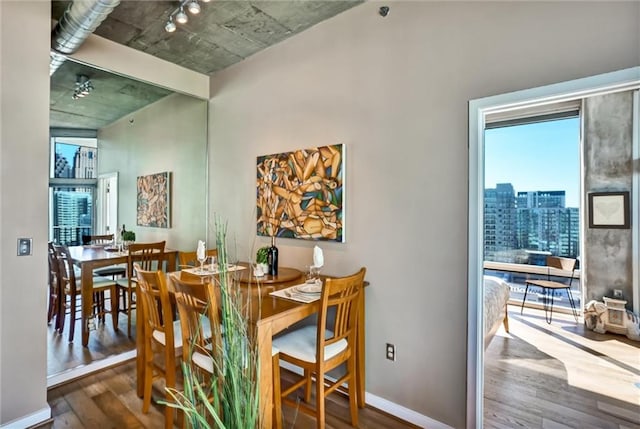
318 267 366 362
82 234 114 245
127 241 166 277
47 241 60 325
54 244 78 295
171 273 222 367
135 264 174 343
134 263 179 429
546 256 577 284
178 248 218 268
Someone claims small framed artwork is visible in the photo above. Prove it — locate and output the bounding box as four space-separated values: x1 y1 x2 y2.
588 191 630 229
137 171 171 228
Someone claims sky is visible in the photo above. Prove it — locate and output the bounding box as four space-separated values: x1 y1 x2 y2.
484 117 580 208
56 143 79 163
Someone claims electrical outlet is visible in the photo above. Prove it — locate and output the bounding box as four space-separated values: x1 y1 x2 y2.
386 343 396 361
613 289 623 299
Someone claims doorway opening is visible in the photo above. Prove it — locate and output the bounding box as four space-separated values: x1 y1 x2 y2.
467 67 640 428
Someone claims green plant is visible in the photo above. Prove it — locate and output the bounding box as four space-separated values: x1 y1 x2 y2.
122 230 136 241
164 217 259 428
256 247 269 264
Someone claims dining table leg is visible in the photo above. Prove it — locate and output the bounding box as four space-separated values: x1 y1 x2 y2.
356 288 366 408
257 321 274 428
81 264 94 347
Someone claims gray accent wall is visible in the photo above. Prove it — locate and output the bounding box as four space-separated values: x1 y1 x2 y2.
584 91 635 304
207 2 640 427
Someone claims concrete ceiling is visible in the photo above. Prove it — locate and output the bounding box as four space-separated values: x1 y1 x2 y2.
50 0 362 130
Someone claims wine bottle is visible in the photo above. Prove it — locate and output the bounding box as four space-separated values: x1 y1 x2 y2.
267 236 278 276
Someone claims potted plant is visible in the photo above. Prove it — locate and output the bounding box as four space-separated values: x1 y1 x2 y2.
122 230 136 242
256 246 269 274
165 219 259 428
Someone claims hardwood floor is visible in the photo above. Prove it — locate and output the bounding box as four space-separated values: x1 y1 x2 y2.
46 360 417 428
48 295 137 376
484 305 640 429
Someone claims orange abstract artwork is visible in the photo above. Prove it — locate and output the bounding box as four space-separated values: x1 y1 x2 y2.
257 144 344 242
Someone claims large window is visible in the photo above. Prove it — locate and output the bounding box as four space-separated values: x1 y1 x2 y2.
483 114 581 309
49 136 98 245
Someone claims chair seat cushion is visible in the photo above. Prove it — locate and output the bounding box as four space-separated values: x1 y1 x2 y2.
116 277 137 289
192 351 214 374
94 265 126 277
272 325 347 363
152 320 183 348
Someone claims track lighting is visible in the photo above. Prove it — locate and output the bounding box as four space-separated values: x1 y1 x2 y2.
72 75 94 100
165 0 208 32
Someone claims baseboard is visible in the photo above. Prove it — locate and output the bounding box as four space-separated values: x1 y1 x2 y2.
0 407 51 429
279 361 450 429
46 350 137 388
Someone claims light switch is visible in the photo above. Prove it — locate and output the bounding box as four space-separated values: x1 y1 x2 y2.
17 238 32 256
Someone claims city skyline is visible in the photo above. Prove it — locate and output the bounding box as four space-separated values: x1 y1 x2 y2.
484 117 580 208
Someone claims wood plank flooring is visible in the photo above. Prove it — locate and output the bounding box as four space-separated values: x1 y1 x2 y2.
46 360 418 428
48 299 137 376
484 306 640 429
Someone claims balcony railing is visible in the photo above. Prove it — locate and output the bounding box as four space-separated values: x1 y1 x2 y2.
483 260 581 314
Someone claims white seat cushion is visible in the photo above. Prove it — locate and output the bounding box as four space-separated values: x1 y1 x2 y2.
192 351 214 374
152 320 183 348
272 325 347 363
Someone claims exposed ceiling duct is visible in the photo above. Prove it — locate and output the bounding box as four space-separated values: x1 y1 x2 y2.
50 0 121 76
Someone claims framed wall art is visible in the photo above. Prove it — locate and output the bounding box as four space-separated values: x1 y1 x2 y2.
257 144 344 242
137 171 171 228
588 191 630 229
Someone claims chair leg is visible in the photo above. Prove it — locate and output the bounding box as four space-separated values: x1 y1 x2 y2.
272 353 282 429
111 287 119 331
68 295 76 342
544 287 554 324
520 284 530 315
565 287 579 323
347 354 359 428
142 341 153 413
304 369 312 403
164 352 177 429
127 288 133 337
315 370 325 429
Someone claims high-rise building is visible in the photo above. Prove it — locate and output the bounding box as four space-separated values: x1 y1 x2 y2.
485 185 580 262
53 189 92 245
484 183 517 261
73 146 97 179
54 152 73 178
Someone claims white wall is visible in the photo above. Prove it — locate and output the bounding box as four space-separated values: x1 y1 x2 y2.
0 1 51 425
99 93 208 252
207 2 640 427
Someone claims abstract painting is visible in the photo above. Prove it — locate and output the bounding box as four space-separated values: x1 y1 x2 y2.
257 144 344 242
137 171 171 228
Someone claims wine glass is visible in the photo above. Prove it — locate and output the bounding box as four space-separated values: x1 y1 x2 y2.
197 252 207 273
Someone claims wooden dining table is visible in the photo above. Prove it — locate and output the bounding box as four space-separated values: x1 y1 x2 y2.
139 265 367 428
67 245 177 347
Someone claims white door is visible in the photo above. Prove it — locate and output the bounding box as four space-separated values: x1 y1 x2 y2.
97 172 118 236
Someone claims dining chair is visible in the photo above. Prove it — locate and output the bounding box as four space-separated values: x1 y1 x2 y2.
171 272 283 428
272 267 366 429
178 248 218 269
47 242 60 327
116 241 166 337
54 244 119 342
135 264 182 429
521 256 579 324
83 233 127 280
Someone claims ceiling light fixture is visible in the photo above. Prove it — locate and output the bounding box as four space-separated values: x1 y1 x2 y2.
165 17 176 33
72 74 94 100
165 0 208 32
187 0 200 15
175 7 188 24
